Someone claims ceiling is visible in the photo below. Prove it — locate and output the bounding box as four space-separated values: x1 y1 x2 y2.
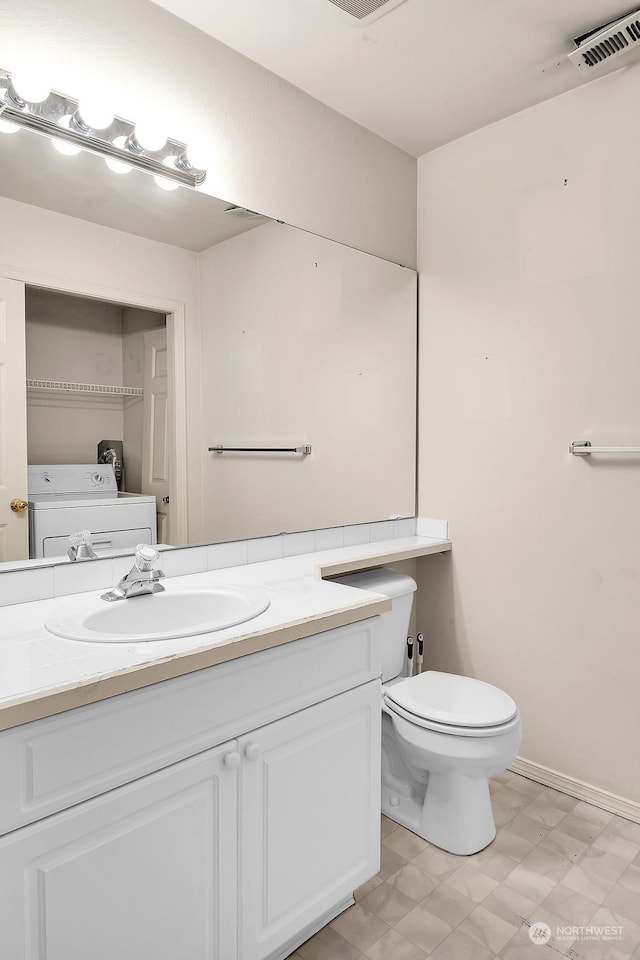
150 0 640 156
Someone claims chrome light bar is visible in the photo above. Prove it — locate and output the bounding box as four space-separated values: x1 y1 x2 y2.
0 69 206 188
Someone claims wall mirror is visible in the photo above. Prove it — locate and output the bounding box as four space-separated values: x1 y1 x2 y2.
0 119 417 570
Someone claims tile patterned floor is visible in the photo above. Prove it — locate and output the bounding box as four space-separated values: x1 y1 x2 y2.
287 771 640 960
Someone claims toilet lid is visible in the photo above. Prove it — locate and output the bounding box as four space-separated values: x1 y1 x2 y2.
385 671 517 727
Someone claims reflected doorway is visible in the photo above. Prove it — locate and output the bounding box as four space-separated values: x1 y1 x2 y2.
24 288 170 553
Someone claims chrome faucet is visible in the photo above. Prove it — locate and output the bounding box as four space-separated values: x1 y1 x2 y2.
101 544 165 602
68 530 98 562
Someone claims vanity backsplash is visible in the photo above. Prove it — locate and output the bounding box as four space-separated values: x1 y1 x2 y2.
0 518 449 608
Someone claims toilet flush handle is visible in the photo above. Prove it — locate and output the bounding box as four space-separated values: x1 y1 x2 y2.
416 633 424 674
407 636 414 676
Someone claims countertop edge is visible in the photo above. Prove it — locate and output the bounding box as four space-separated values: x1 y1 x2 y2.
315 538 451 578
0 595 391 731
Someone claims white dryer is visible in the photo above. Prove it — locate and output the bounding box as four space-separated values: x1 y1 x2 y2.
28 464 157 559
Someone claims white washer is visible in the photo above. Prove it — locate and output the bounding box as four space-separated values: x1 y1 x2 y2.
28 464 157 559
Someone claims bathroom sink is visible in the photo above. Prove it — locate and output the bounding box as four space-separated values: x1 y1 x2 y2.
45 584 271 643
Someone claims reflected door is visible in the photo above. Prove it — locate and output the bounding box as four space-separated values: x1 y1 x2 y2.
142 326 170 543
0 277 28 560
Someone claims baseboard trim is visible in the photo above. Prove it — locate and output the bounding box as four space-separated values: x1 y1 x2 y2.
510 756 640 824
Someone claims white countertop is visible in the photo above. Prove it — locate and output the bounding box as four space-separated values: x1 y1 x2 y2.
0 535 450 730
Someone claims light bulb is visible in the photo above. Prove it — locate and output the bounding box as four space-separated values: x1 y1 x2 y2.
105 156 132 175
53 139 82 156
134 122 167 152
153 175 180 191
10 70 50 103
0 119 19 134
184 145 207 171
77 100 114 130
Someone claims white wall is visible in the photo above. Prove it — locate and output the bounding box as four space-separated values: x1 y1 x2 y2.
199 222 416 541
417 67 640 803
0 0 416 267
26 290 124 464
26 289 124 385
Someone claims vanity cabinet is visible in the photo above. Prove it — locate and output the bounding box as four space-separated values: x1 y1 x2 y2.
0 620 382 960
238 684 378 960
0 742 239 960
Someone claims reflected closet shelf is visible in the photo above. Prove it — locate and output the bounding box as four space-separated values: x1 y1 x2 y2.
26 380 143 397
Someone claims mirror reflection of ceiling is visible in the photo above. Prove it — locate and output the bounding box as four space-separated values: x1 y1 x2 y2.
0 126 269 251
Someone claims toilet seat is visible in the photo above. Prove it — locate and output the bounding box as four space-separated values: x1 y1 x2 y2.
384 697 521 737
384 670 518 736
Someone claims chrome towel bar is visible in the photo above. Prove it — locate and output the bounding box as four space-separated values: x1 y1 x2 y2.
209 444 312 455
570 440 640 456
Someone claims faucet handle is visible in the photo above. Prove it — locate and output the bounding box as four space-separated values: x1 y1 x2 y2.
68 530 98 562
134 544 159 571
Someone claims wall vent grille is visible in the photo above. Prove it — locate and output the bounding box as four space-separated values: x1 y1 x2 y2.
569 10 640 71
325 0 407 23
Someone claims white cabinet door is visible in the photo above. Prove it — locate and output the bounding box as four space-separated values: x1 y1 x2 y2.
239 681 381 960
0 742 238 960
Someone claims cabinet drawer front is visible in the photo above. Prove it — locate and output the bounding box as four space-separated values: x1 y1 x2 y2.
0 618 380 833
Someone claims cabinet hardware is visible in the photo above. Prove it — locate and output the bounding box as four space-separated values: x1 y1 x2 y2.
223 751 241 770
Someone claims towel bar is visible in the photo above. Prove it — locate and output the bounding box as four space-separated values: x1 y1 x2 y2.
208 444 312 455
569 440 640 456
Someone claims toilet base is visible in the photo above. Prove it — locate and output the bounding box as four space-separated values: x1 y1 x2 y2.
382 784 425 836
382 776 496 855
419 772 496 854
381 710 517 855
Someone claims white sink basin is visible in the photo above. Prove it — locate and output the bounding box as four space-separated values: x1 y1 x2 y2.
45 584 271 643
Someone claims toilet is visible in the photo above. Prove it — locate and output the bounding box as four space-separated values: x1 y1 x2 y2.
337 568 522 856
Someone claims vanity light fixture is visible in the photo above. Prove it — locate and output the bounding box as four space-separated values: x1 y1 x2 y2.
0 68 206 189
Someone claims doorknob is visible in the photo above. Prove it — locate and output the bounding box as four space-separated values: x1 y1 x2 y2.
162 496 170 504
10 498 28 513
244 743 261 762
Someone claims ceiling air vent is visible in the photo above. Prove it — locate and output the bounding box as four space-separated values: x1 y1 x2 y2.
568 9 640 72
325 0 408 25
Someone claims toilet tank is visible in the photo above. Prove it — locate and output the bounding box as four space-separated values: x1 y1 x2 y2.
335 568 417 682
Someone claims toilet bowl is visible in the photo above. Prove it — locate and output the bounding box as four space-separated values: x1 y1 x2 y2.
337 568 522 856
